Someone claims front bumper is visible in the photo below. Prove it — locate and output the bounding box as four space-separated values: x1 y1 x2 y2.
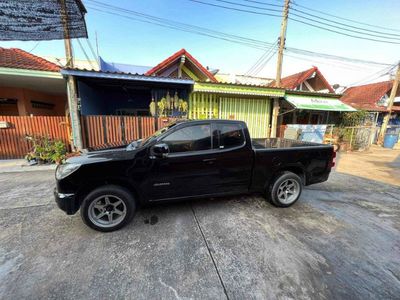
54 188 80 215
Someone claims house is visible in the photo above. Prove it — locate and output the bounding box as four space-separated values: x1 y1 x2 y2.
341 80 400 125
145 48 218 82
268 66 334 93
0 48 67 116
142 49 284 138
268 67 354 127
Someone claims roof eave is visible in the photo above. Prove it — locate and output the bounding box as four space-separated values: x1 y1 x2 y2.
0 67 62 79
61 69 194 85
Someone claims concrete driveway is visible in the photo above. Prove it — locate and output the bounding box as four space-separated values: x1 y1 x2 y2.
0 168 399 299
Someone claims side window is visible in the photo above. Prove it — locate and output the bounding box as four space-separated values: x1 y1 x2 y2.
216 123 245 149
163 124 211 153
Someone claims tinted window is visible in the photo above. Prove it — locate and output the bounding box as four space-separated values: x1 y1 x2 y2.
217 123 245 149
163 124 211 153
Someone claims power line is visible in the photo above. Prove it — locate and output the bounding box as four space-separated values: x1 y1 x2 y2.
347 64 397 87
85 0 392 68
231 0 400 38
291 0 400 33
28 41 40 53
289 11 400 41
211 0 282 13
86 38 98 62
245 40 278 75
86 0 274 48
87 6 268 50
285 47 392 67
189 0 400 44
252 47 278 75
288 17 400 45
188 0 282 17
241 0 283 8
76 39 96 69
291 7 400 38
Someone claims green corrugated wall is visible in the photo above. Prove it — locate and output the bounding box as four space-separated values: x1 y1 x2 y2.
189 93 271 138
219 97 271 138
189 93 219 119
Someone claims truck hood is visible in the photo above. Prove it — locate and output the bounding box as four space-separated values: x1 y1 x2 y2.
66 147 137 165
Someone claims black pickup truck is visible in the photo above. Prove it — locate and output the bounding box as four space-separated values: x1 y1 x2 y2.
54 120 335 232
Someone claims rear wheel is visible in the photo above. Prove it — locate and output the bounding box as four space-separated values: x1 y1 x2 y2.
80 185 136 232
268 171 302 207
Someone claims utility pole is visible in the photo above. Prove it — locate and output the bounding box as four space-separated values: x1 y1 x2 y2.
271 0 290 138
378 63 400 144
59 0 83 150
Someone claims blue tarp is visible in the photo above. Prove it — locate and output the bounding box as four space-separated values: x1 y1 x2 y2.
99 57 151 75
286 124 328 143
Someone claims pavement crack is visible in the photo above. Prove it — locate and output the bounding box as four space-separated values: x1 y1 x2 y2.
0 203 51 211
159 278 182 300
190 204 230 300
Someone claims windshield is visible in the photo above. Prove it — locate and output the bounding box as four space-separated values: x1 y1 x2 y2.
138 122 179 148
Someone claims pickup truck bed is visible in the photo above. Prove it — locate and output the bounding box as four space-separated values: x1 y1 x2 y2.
252 138 322 149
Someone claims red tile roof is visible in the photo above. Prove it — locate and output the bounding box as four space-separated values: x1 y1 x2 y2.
145 48 218 82
341 81 400 112
269 66 334 93
0 48 60 72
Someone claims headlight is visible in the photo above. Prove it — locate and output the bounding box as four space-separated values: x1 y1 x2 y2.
56 163 81 180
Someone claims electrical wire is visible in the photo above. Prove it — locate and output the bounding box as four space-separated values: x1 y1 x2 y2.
241 0 283 8
291 0 400 33
85 0 393 69
211 0 282 13
252 47 278 75
245 40 278 75
28 41 40 53
86 38 98 62
288 17 400 45
86 0 274 48
291 7 400 38
87 6 268 51
189 0 400 44
347 64 397 87
188 0 282 17
76 38 96 69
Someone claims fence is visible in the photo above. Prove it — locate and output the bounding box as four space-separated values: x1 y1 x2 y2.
81 116 176 148
0 116 70 159
279 124 380 151
0 115 177 159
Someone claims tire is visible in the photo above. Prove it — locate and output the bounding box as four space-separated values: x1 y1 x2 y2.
268 171 302 207
80 185 136 232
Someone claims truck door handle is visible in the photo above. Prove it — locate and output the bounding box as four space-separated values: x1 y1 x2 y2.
203 158 216 164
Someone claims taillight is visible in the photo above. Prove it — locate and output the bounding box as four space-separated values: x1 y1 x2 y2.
331 151 336 168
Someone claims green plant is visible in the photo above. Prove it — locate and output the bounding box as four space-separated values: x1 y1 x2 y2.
339 110 369 127
25 135 67 164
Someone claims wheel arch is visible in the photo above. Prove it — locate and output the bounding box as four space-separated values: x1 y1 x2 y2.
265 165 306 191
76 178 142 207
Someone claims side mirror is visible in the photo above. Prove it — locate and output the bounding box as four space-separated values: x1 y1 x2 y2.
151 143 169 158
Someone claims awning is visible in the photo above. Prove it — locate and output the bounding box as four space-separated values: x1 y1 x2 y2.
194 82 285 97
285 95 356 111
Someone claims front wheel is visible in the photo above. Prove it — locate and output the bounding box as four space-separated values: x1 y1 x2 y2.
268 171 302 207
80 185 136 232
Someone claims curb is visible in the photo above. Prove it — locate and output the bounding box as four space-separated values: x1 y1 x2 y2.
0 164 57 174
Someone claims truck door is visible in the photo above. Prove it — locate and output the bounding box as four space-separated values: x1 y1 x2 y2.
146 122 220 201
212 122 253 194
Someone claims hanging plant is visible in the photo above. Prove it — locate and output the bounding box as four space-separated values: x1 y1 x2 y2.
158 97 167 117
166 92 171 110
174 92 179 110
179 99 188 113
149 99 156 116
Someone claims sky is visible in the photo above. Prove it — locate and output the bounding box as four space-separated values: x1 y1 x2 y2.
1 0 400 87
